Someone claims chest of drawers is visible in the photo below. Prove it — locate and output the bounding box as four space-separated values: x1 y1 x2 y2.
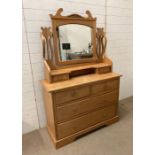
40 8 122 149
41 72 121 148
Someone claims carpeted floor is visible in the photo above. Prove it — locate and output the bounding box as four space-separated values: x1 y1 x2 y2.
22 97 133 155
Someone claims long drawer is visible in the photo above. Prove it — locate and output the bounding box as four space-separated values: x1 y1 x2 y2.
57 105 116 139
56 90 118 123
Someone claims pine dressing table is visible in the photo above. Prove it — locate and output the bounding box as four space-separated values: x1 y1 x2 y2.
40 8 121 148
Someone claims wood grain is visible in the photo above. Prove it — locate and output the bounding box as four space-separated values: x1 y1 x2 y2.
55 85 91 106
47 116 119 148
41 72 121 92
40 8 121 149
57 105 117 139
56 90 118 123
91 79 119 95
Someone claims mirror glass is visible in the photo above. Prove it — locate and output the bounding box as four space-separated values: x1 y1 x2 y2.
57 24 93 61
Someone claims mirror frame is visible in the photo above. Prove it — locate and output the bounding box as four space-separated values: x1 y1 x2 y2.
49 8 98 67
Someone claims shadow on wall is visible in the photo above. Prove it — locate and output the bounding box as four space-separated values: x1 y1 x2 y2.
22 121 39 134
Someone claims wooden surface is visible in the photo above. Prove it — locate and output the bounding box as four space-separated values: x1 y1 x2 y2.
91 78 118 94
50 60 111 75
56 90 118 123
43 57 113 83
47 116 119 148
57 105 116 139
42 88 56 138
41 71 121 148
40 8 110 71
96 28 107 61
55 85 90 105
41 72 121 92
41 9 121 148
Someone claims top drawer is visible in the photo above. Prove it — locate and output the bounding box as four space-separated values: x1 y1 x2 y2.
55 86 90 106
92 79 119 95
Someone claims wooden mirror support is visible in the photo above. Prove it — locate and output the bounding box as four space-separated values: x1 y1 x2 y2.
41 8 121 148
41 27 56 70
41 8 110 83
96 28 107 61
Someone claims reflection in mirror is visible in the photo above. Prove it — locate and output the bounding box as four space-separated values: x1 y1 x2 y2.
58 24 93 61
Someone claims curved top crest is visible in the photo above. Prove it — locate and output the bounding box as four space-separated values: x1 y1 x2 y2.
49 8 96 20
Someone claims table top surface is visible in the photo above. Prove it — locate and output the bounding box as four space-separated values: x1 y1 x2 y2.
41 72 121 92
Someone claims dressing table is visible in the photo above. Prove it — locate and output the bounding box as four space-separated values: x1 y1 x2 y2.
41 8 121 148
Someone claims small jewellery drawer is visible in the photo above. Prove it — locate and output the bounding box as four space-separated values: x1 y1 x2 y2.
92 79 119 95
56 90 118 123
52 74 69 82
54 86 90 106
97 66 111 74
57 105 116 139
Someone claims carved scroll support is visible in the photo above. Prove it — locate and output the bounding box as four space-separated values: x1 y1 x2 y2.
96 28 107 61
41 27 56 69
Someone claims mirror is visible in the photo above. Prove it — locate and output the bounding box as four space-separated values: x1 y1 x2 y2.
57 24 93 61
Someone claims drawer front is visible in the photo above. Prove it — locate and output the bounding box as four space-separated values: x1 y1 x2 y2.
97 66 111 74
57 105 116 139
52 74 69 82
92 79 119 95
56 90 118 123
55 86 90 106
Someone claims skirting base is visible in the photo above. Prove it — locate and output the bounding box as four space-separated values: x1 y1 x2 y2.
47 115 119 149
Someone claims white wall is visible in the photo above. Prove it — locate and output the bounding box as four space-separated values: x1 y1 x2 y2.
22 0 133 134
106 0 133 99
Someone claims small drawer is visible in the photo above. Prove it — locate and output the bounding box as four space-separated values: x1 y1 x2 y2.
52 74 69 82
57 105 116 139
55 86 90 106
56 90 118 123
97 66 111 74
92 79 119 95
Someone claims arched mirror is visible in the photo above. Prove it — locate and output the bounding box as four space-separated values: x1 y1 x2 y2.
49 8 98 68
58 24 93 61
41 8 107 69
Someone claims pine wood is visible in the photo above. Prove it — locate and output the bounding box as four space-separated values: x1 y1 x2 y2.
41 73 121 148
43 57 113 83
41 8 107 69
55 85 90 106
47 116 119 148
42 88 56 138
96 28 107 61
41 72 120 92
40 8 121 149
56 90 118 123
57 105 116 139
91 78 119 94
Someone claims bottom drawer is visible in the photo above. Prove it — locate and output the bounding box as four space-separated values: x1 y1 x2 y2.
57 105 116 139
